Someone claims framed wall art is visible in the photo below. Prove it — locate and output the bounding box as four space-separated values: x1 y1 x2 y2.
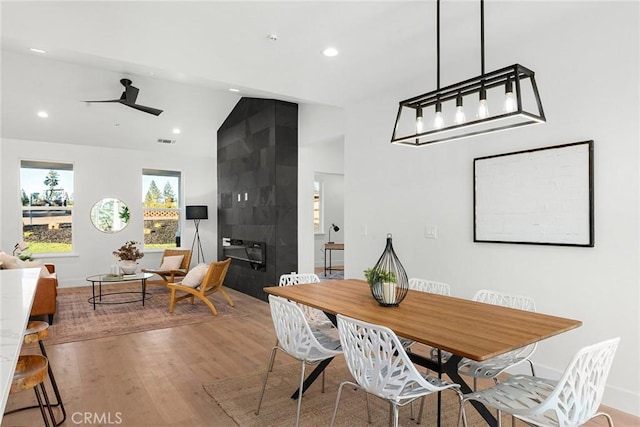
474 140 594 247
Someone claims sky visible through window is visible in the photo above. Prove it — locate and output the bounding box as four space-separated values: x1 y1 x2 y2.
21 168 74 196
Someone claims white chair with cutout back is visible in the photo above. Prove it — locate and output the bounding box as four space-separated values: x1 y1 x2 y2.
256 295 342 427
401 277 451 351
331 314 466 427
458 337 620 427
456 289 538 390
408 277 451 296
278 272 333 331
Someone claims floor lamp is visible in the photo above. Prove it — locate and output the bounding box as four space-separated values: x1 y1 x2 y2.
186 205 208 264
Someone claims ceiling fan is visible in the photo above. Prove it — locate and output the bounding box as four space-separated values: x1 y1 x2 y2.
85 78 163 116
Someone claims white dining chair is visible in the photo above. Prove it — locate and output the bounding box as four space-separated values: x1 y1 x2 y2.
256 295 342 427
331 314 466 427
408 277 451 296
456 289 537 390
405 278 452 422
458 337 620 427
402 277 452 349
278 272 333 330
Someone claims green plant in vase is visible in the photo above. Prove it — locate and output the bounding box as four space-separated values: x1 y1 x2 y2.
364 267 398 305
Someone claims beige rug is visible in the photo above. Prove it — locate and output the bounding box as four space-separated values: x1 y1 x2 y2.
44 282 241 345
203 358 527 427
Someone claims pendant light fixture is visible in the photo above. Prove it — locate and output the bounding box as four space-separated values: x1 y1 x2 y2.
391 0 545 146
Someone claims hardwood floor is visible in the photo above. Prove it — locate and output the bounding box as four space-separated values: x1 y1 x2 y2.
2 288 637 426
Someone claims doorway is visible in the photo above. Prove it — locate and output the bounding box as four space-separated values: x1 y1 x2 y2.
314 172 344 278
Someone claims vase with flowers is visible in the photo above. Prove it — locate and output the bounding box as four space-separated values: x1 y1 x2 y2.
112 241 144 274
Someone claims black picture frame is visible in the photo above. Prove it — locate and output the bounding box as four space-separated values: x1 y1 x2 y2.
474 140 594 247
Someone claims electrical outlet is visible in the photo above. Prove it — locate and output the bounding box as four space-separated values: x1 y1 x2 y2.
425 225 437 239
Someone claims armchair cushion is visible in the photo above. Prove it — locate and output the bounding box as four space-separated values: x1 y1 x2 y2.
0 252 22 269
158 255 184 271
180 263 208 288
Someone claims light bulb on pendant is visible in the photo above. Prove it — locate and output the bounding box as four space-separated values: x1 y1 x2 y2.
416 108 424 133
455 94 466 124
504 78 516 113
433 102 444 129
477 87 489 119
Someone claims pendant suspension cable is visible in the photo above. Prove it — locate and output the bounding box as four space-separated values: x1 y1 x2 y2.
480 0 485 76
436 0 441 89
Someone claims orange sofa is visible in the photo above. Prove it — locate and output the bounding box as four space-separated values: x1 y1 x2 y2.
30 264 58 324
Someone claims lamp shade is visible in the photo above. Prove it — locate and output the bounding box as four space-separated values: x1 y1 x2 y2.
185 205 208 220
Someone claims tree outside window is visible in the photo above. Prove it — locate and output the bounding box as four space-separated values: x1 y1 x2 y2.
142 170 181 248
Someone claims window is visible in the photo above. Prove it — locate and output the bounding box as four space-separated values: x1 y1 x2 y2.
142 169 181 249
20 161 74 254
313 180 323 233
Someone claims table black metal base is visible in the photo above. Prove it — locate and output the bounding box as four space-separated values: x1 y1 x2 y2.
290 358 333 400
408 351 498 427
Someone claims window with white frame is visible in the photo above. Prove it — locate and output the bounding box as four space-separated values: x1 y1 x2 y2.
313 180 323 233
20 160 74 254
142 169 181 248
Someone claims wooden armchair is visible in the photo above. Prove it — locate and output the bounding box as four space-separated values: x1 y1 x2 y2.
168 258 233 316
142 249 192 285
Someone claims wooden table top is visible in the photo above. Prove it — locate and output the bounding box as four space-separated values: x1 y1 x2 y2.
264 279 582 361
324 243 344 250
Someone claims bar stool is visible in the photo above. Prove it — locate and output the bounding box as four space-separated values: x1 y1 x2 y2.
4 321 66 425
8 355 57 426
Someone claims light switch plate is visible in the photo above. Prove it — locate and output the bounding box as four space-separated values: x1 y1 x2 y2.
425 225 437 239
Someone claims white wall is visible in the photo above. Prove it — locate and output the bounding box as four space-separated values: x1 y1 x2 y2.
343 1 639 415
0 138 217 286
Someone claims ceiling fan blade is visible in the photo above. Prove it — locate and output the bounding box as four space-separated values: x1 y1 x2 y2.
123 102 163 116
84 99 121 103
85 79 162 116
123 84 139 104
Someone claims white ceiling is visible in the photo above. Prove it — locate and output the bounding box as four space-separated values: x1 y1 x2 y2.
0 1 576 151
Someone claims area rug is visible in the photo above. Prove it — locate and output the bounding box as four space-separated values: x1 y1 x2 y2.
319 270 344 281
44 282 242 345
203 359 527 426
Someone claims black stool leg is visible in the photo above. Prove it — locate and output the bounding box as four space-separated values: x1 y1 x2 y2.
39 381 58 426
38 340 66 426
33 385 52 427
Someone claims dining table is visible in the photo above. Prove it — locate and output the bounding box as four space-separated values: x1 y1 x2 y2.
264 278 582 427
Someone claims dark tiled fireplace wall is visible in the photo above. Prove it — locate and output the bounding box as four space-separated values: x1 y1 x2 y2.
217 97 298 301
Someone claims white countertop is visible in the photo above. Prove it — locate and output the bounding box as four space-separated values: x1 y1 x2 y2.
0 268 39 421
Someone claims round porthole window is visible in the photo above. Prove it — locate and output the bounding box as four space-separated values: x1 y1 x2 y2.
90 198 130 233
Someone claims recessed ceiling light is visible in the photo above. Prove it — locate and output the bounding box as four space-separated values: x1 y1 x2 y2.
323 47 339 57
29 48 46 54
172 128 181 135
229 88 240 93
37 111 48 118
